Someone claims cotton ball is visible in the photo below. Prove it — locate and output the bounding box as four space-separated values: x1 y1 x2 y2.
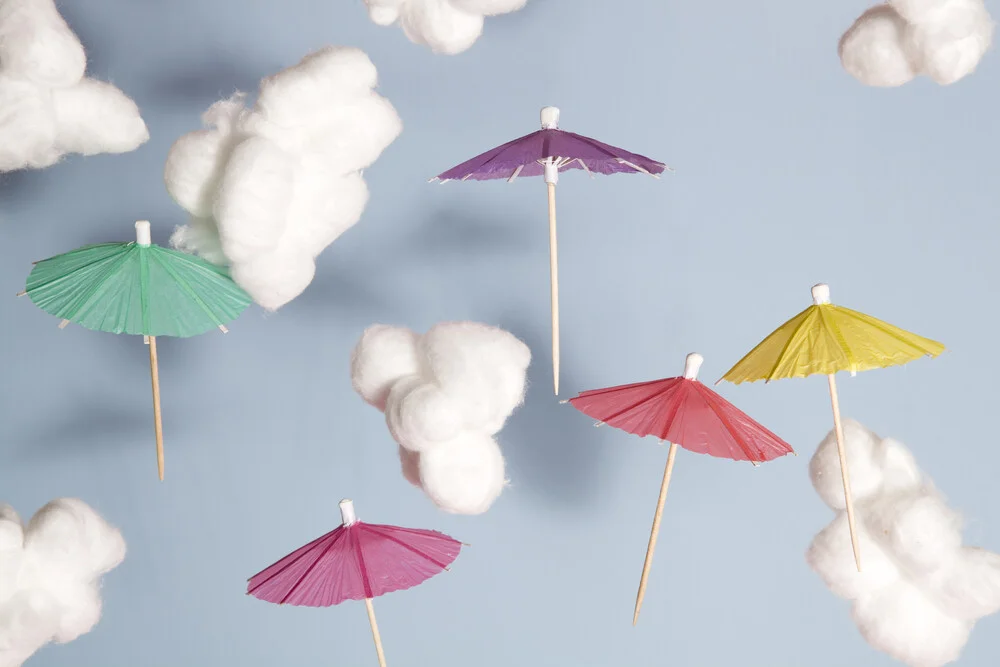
213 136 297 264
807 514 899 599
853 581 971 667
420 322 531 429
451 0 528 14
0 79 57 171
386 379 465 452
810 419 886 509
867 493 963 574
903 0 993 84
839 5 917 87
366 0 405 24
228 248 315 311
876 437 923 493
164 96 245 219
0 0 85 86
398 445 422 487
0 499 125 667
933 548 1000 619
50 79 149 156
419 433 506 514
25 499 126 576
305 95 402 173
891 0 963 24
399 0 485 54
170 217 227 266
281 169 368 256
350 325 421 410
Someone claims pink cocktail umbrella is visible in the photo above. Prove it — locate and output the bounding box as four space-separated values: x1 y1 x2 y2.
431 106 668 395
247 499 462 666
565 353 794 624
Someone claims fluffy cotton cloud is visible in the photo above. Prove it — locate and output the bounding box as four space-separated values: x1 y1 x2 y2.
164 46 401 310
364 0 527 54
839 0 994 86
351 322 531 514
0 0 149 172
807 420 1000 667
0 499 126 667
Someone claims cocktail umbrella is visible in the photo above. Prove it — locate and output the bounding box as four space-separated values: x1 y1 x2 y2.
18 220 251 480
566 353 793 624
247 499 463 667
431 106 668 395
718 283 945 572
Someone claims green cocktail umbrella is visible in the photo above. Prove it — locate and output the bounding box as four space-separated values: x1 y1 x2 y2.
18 220 251 479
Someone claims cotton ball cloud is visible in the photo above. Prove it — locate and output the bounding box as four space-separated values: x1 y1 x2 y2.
0 0 148 172
364 0 527 54
0 498 126 667
351 321 531 514
839 0 994 86
164 46 401 310
807 420 1000 667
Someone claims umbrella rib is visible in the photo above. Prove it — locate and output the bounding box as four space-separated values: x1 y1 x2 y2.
248 530 345 601
656 382 689 442
150 250 231 330
57 248 138 326
351 528 375 599
570 379 667 399
696 387 760 461
842 306 944 356
763 308 816 382
818 306 855 373
366 525 453 569
571 134 664 175
586 381 681 431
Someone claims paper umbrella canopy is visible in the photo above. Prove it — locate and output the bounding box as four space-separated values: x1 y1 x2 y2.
567 352 794 623
719 283 945 572
432 106 668 395
247 499 463 667
19 220 251 479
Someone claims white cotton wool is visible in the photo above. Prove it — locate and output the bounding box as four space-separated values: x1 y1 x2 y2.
420 434 507 516
807 420 1000 667
351 324 422 411
840 0 994 87
0 0 148 172
351 321 530 514
0 499 125 667
363 0 527 55
902 0 994 84
165 46 401 310
839 5 917 87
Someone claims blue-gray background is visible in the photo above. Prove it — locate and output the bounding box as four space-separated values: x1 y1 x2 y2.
1 0 997 665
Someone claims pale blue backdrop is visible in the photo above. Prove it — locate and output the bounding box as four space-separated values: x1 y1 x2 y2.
1 0 997 665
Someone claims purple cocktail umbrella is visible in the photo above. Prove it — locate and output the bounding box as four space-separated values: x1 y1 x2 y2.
431 107 668 395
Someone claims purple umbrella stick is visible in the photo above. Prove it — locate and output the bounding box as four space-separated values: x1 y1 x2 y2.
431 107 669 395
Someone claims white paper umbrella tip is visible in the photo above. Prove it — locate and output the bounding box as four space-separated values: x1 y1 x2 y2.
811 283 831 305
339 499 357 525
540 106 560 129
683 353 703 380
135 220 151 246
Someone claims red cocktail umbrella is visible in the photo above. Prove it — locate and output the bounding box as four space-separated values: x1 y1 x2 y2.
566 353 794 624
247 499 462 666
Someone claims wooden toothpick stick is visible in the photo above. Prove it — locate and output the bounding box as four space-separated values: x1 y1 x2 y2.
633 441 678 625
547 181 560 396
364 598 388 667
148 336 165 481
827 374 861 571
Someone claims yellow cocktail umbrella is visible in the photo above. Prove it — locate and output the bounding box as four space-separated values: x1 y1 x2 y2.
718 283 944 571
